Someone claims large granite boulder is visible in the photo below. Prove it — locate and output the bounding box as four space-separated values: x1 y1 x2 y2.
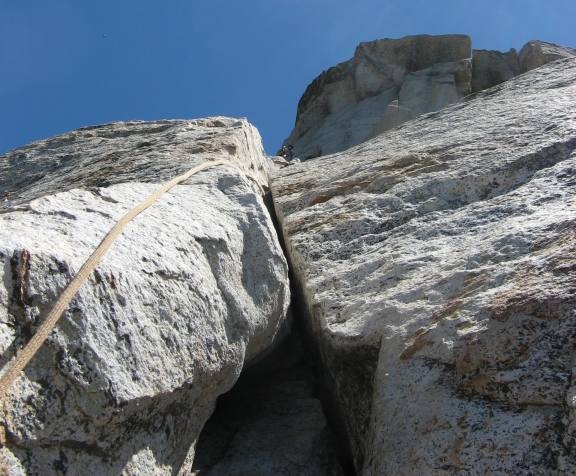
472 40 576 93
283 35 575 160
520 40 576 72
283 34 472 160
0 118 290 474
271 58 576 474
471 48 521 92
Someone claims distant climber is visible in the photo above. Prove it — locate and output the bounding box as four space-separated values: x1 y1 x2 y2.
279 144 294 161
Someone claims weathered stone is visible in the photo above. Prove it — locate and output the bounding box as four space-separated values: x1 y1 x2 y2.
192 331 347 476
283 34 472 160
272 58 576 473
471 48 521 92
0 118 290 474
352 34 472 100
472 41 576 94
283 36 575 161
520 40 576 72
398 59 471 117
269 155 291 169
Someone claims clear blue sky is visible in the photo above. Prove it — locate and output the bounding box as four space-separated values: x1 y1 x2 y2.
1 0 575 155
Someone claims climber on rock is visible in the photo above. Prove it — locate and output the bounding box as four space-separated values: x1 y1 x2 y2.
279 144 294 161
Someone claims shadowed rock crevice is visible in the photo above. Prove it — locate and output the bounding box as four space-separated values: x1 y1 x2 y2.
192 192 355 475
191 328 353 476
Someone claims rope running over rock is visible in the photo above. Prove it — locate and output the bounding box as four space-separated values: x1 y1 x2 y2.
0 159 260 406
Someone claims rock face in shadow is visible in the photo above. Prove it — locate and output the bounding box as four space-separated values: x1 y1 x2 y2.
283 35 575 160
271 59 576 474
472 40 576 92
471 48 521 92
520 40 576 72
192 330 347 476
0 118 290 474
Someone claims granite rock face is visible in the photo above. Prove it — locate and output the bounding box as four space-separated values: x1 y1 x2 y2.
283 34 472 160
272 58 576 474
192 331 347 476
283 35 575 160
0 118 290 474
471 48 521 92
520 40 576 72
472 40 576 92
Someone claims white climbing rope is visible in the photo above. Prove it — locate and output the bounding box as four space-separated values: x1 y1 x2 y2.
0 159 261 407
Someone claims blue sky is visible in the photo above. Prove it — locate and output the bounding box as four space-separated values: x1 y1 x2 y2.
1 0 575 155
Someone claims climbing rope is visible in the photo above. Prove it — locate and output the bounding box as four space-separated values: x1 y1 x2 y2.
0 159 261 406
